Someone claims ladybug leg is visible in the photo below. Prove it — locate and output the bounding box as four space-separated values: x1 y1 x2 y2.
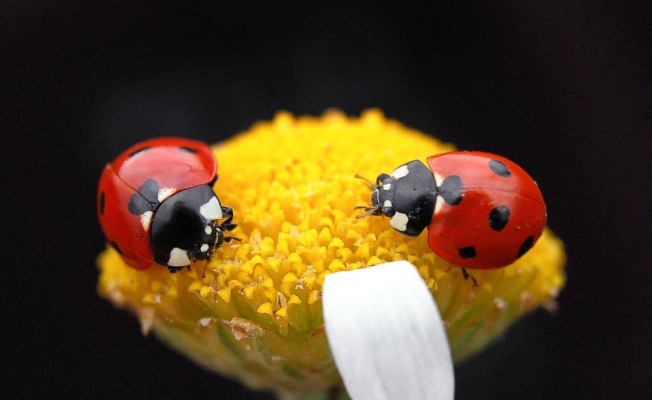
461 268 478 286
220 206 238 231
167 266 185 273
201 259 209 279
221 205 234 222
216 205 241 243
188 254 209 279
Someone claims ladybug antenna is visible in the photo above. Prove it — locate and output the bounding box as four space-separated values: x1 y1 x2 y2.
354 174 382 218
354 173 378 189
354 205 381 219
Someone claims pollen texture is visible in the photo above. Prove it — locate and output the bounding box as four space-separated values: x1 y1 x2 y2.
97 109 566 396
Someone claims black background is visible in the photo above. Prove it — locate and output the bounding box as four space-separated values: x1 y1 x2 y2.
3 2 650 399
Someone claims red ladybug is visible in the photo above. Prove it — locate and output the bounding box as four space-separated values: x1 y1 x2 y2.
358 151 546 269
97 137 237 272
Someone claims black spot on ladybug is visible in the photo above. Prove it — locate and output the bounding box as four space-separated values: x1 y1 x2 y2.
128 179 160 216
488 205 511 231
179 146 198 153
517 236 535 258
111 240 123 255
99 191 105 215
489 159 511 177
137 179 160 203
128 193 155 216
458 246 476 259
129 146 152 158
437 175 463 205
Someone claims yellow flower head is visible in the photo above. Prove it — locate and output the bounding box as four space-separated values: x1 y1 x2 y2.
98 109 566 397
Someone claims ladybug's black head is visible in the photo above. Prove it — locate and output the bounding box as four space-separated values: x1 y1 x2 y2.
358 160 438 237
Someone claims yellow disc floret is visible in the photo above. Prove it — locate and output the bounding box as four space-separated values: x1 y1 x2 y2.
98 109 566 397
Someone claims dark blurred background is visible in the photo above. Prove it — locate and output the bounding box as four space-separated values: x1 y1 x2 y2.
3 2 650 399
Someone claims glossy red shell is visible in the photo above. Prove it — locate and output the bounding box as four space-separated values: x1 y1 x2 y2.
426 151 546 269
97 137 218 270
109 137 217 192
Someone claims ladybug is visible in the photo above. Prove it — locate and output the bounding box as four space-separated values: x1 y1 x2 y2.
358 151 546 269
97 137 237 273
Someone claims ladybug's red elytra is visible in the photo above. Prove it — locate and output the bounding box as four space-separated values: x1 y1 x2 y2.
97 137 237 273
358 151 546 269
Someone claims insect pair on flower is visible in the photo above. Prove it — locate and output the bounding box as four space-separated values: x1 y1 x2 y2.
98 138 545 273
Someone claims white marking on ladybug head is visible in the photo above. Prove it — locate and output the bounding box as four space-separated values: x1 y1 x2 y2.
140 211 154 231
382 183 392 190
432 172 444 187
200 196 223 221
433 195 444 217
432 172 444 216
383 200 393 209
200 243 210 253
205 225 213 235
158 187 177 202
389 212 409 232
390 165 410 179
168 247 191 267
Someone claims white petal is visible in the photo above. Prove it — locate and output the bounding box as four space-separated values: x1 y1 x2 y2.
323 261 454 400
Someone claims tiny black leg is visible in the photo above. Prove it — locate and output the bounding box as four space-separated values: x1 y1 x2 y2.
221 223 238 231
221 206 234 225
461 268 478 286
220 206 237 231
201 260 209 279
224 236 242 243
